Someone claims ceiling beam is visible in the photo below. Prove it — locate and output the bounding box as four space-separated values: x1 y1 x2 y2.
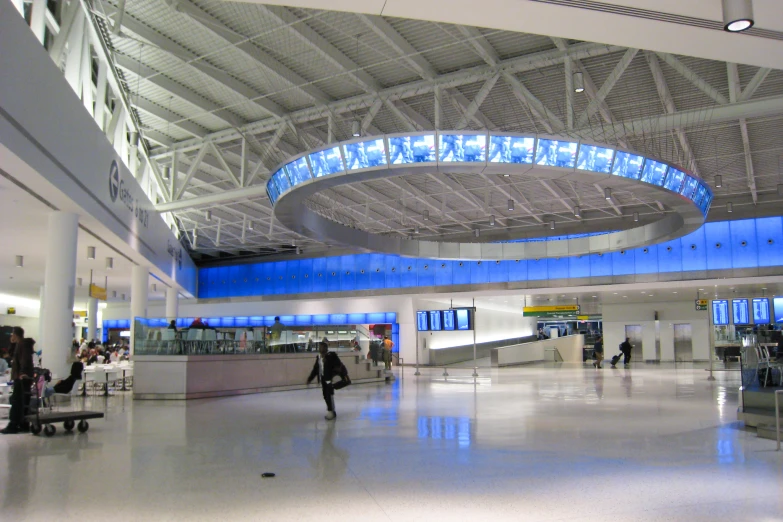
575 48 638 128
539 180 575 212
357 14 437 80
133 97 207 138
502 71 563 133
727 63 757 205
655 53 729 105
457 26 499 67
455 74 500 130
739 67 771 103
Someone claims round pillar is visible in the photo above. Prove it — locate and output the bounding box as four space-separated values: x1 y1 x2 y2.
130 265 149 355
41 212 79 379
87 297 98 342
165 287 178 322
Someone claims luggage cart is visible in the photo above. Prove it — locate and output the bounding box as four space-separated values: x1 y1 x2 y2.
25 369 104 437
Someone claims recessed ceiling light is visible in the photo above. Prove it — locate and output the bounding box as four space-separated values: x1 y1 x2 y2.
673 291 678 294
699 288 704 291
623 296 627 298
592 295 597 298
613 292 618 295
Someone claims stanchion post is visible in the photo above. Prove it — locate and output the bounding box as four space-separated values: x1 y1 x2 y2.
414 315 421 376
775 390 781 452
471 305 478 378
442 366 449 377
707 345 716 381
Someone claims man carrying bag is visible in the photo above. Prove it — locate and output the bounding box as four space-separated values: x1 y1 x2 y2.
307 342 351 420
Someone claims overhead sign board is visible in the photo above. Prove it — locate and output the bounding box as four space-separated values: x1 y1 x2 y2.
523 305 580 317
89 284 107 301
695 299 708 311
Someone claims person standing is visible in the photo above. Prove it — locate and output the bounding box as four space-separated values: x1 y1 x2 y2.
307 342 350 420
382 336 394 371
592 336 604 369
619 337 633 367
2 327 35 434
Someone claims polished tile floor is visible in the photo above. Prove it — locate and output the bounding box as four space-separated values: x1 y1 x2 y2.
2 363 782 521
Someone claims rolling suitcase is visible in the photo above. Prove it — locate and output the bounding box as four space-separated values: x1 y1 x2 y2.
610 354 623 366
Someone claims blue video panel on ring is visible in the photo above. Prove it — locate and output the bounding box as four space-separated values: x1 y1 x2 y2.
267 175 281 204
693 183 708 206
285 157 311 185
752 298 770 324
640 160 668 186
389 135 435 164
343 138 387 170
308 146 344 178
732 298 750 325
489 136 534 164
577 144 614 173
535 139 577 167
439 133 486 162
611 151 644 179
680 176 699 199
272 169 291 194
664 168 685 192
699 191 713 215
712 300 729 325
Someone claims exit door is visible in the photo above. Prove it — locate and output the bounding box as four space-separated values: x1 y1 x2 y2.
673 324 693 362
624 325 643 362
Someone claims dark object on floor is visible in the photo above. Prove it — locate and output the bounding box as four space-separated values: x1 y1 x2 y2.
261 472 276 478
610 354 623 366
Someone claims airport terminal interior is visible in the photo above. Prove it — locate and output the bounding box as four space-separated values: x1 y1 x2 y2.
1 0 783 520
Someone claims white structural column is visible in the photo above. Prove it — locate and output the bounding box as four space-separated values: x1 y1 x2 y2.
165 287 178 322
41 212 79 379
130 265 149 355
87 297 98 342
38 286 46 350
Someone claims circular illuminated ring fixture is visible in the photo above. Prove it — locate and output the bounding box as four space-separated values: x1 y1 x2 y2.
267 132 712 260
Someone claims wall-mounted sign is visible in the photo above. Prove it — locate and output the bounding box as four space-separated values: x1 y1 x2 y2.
6 307 15 315
695 299 708 311
89 284 107 301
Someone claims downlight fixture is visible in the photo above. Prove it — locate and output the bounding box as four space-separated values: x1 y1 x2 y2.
351 121 361 137
573 72 585 93
722 0 754 32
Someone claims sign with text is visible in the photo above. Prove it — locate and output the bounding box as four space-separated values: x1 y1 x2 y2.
695 299 708 311
89 284 107 301
523 305 580 317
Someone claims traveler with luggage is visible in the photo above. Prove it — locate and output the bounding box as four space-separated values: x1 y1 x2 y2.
307 342 351 420
592 337 604 369
611 338 633 368
2 327 34 435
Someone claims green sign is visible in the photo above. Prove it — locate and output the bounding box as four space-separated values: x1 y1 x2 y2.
695 299 708 311
523 311 581 318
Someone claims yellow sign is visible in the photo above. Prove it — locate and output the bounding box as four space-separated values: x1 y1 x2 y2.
577 315 589 321
6 307 16 315
696 299 708 306
89 284 107 300
73 310 87 318
523 305 580 313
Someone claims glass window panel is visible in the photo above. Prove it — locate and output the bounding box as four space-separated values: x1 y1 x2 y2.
576 144 614 173
640 159 668 186
343 138 387 170
308 146 344 177
535 139 577 167
389 134 435 164
611 152 644 179
663 168 685 192
680 176 699 198
285 157 311 185
439 134 486 162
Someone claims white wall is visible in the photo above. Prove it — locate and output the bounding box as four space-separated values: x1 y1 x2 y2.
602 301 710 361
0 315 39 341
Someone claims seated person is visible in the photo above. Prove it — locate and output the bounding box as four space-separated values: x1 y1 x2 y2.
189 317 206 329
38 362 84 401
109 349 119 363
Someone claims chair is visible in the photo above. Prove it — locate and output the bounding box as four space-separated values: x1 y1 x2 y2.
85 369 107 395
161 329 177 354
186 328 204 353
760 346 783 386
203 329 217 353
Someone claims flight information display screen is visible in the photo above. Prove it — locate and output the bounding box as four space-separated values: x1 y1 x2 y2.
439 134 486 162
577 145 614 173
488 136 534 164
456 309 472 330
285 157 311 185
343 138 387 169
429 310 443 331
389 135 435 164
663 168 685 192
752 298 770 324
308 146 344 177
416 311 429 331
442 309 456 331
712 299 729 325
732 299 750 325
611 152 644 179
774 297 783 324
640 160 668 186
535 139 577 168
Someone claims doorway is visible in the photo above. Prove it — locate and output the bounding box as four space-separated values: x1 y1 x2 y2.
673 324 693 362
624 325 643 362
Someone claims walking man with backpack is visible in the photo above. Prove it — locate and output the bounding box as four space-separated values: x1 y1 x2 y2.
307 342 351 420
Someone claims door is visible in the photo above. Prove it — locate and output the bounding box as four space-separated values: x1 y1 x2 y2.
624 325 643 361
673 324 693 362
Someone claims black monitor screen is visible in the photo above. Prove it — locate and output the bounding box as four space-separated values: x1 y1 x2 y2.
417 311 429 331
712 300 729 325
308 146 344 178
439 134 486 162
535 139 577 168
456 309 472 331
774 297 783 324
752 298 770 324
343 138 387 170
732 299 750 325
640 160 668 186
611 152 644 179
577 145 614 173
442 310 455 331
488 136 534 164
429 311 443 331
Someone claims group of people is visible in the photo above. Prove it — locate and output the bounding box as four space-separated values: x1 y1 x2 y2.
592 337 633 369
73 338 129 365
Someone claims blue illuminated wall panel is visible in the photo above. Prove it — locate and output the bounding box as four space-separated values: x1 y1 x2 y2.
198 218 783 298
